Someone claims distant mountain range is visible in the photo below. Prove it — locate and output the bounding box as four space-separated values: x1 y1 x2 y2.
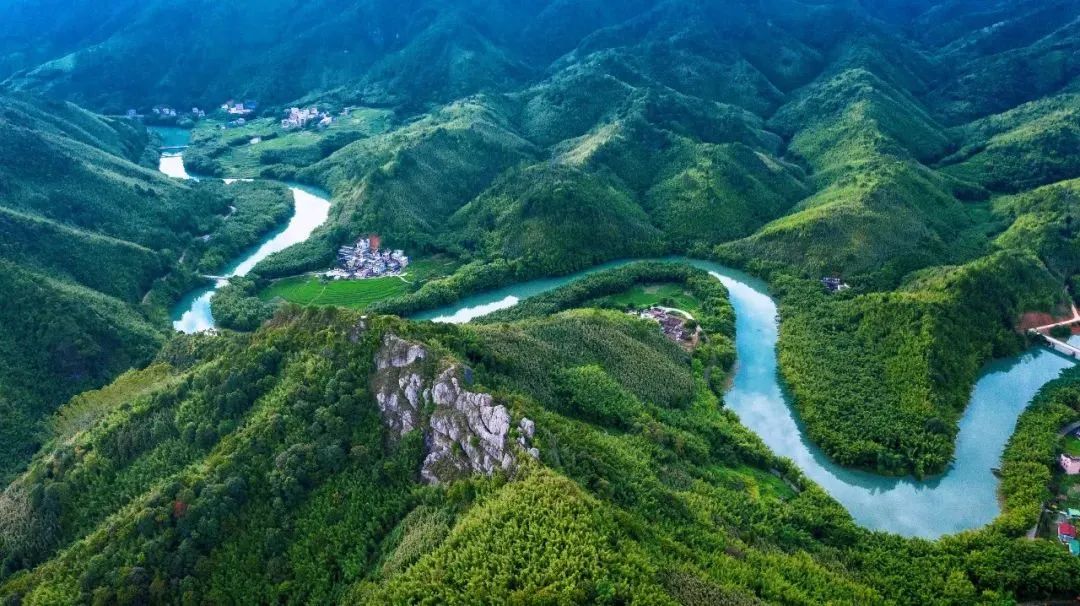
0 0 1072 118
1 2 1080 603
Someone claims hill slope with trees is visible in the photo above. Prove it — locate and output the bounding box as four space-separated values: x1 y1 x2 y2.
3 295 1080 604
0 94 294 484
71 0 1076 475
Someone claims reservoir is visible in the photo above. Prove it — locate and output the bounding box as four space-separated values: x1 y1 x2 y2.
418 258 1076 538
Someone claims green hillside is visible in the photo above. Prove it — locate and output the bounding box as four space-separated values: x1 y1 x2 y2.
941 93 1080 193
1 2 1080 601
2 291 1079 603
0 94 295 483
118 0 1074 476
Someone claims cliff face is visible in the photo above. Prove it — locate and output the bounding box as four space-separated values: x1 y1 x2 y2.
374 333 538 484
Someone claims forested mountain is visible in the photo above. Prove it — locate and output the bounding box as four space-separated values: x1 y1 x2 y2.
245 0 1077 476
4 0 1068 475
0 94 294 484
0 0 1074 117
1 0 1080 603
2 268 1079 604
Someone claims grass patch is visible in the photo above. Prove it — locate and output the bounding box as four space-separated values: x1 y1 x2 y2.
590 282 703 314
260 257 459 310
711 464 797 502
187 108 394 177
1059 474 1080 510
1063 436 1080 458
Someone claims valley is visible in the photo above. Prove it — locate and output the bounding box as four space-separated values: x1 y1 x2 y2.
416 257 1080 537
2 0 1080 603
149 128 333 334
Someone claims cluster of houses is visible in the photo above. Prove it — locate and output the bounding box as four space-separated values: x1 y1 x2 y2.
1054 428 1080 556
325 236 409 280
125 105 208 125
635 307 699 346
1061 453 1080 475
126 105 208 121
124 99 349 132
222 99 258 116
281 106 333 130
821 277 851 293
1058 518 1080 556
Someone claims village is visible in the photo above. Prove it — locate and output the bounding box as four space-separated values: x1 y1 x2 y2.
281 106 334 130
1044 426 1080 556
633 307 701 349
126 97 356 135
325 236 409 280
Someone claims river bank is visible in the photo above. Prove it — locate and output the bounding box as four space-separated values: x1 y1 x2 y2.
150 127 331 333
418 257 1078 538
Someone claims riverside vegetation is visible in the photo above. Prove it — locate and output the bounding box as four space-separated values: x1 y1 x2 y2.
0 94 295 484
2 283 1080 604
0 0 1079 602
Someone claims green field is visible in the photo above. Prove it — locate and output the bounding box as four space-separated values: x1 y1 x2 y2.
187 108 394 176
1064 435 1080 457
590 282 703 315
260 257 459 310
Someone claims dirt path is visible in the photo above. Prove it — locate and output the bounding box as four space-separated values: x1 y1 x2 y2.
1032 303 1080 333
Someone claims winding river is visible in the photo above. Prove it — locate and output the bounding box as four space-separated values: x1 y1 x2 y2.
417 258 1078 538
151 127 1076 537
150 127 331 333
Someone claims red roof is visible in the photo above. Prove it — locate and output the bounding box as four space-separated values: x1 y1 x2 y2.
1058 522 1076 537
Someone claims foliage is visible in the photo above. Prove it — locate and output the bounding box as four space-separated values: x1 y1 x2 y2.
210 276 275 332
2 306 1077 604
0 95 297 483
445 163 667 275
0 2 1079 602
775 250 1063 477
942 94 1080 193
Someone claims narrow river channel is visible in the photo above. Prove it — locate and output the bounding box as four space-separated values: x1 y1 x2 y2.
152 128 1076 538
150 128 331 333
417 258 1078 538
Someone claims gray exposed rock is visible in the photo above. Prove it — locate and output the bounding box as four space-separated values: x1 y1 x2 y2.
348 316 368 343
518 418 536 445
377 333 426 369
373 334 537 484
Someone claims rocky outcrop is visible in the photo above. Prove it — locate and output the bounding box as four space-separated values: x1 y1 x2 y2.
376 333 426 370
373 333 538 484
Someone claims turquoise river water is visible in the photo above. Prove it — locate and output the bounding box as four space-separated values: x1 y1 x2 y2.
417 258 1078 538
153 128 1076 537
150 127 331 333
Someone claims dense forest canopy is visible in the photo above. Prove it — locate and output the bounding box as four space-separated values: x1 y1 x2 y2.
0 94 294 484
0 0 1079 603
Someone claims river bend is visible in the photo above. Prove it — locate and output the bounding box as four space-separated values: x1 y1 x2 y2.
418 258 1077 538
